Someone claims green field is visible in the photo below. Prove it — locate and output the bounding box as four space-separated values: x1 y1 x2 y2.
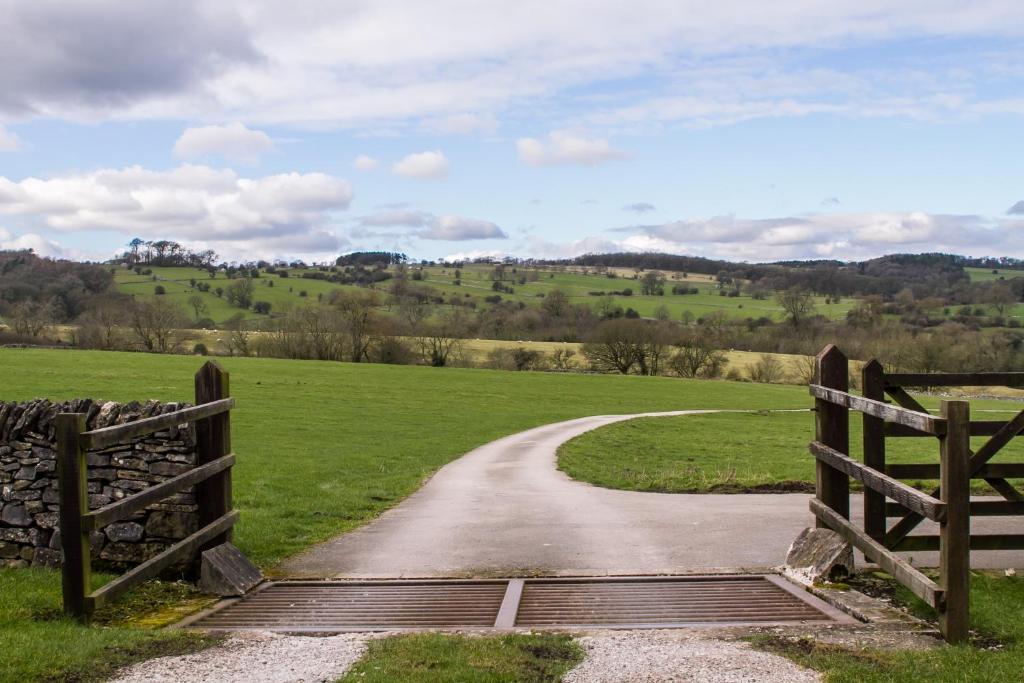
558 409 1024 494
965 266 1024 283
110 263 858 327
0 348 810 680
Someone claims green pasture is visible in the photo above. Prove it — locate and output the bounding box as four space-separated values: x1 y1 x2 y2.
756 571 1024 682
111 263 861 326
964 266 1024 283
559 407 1024 494
0 347 809 679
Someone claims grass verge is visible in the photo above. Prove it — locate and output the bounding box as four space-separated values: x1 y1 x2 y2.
558 409 1024 493
751 572 1024 683
0 567 220 682
337 633 583 683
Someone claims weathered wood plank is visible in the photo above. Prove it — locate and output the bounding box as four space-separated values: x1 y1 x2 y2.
884 386 930 414
888 500 1024 517
810 498 942 609
195 361 233 553
886 463 1024 479
810 441 945 521
886 372 1024 388
809 384 946 434
82 398 234 450
886 421 1023 438
57 413 91 623
862 359 887 542
894 534 1024 551
886 408 1024 545
939 400 970 644
984 478 1024 502
87 511 239 610
814 346 850 524
83 454 235 531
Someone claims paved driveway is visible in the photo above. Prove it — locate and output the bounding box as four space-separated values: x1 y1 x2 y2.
281 411 819 578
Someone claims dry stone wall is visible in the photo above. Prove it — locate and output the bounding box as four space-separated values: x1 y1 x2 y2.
0 398 199 569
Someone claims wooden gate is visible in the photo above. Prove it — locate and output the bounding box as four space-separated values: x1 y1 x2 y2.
57 361 237 623
809 345 1024 642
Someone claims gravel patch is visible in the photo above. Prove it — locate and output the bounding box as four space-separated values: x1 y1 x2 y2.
110 631 370 683
563 630 821 683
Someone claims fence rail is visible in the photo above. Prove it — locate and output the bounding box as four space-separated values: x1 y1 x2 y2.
57 361 236 623
809 346 1024 643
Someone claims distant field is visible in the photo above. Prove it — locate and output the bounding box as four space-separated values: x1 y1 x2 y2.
965 266 1024 283
110 263 858 326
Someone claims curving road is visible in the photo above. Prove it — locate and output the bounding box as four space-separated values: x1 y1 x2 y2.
281 411 817 578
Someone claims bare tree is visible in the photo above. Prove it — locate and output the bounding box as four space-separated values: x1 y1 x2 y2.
332 290 379 362
776 287 816 327
417 307 467 367
669 331 728 378
128 298 184 352
988 282 1016 318
581 319 646 374
8 300 52 337
187 294 209 321
747 354 787 383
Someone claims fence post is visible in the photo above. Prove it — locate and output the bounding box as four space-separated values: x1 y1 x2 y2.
814 345 850 524
939 399 970 643
56 412 91 623
862 359 886 542
195 361 232 556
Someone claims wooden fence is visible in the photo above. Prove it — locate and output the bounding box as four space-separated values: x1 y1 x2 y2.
57 361 237 623
809 345 1024 643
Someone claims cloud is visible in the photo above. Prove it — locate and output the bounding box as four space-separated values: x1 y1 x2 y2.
517 131 628 166
0 164 353 257
421 113 499 135
1008 201 1024 215
358 209 432 228
172 122 274 163
822 197 841 206
623 202 655 213
597 211 1024 261
0 125 19 151
357 209 507 241
0 2 259 118
421 215 507 241
392 151 449 179
440 249 508 262
352 154 380 171
0 227 67 257
1 3 1024 131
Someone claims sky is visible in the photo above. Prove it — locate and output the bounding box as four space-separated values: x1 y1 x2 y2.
1 0 1023 264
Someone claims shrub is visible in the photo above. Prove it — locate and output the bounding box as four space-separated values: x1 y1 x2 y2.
192 342 208 356
253 301 272 315
154 285 166 295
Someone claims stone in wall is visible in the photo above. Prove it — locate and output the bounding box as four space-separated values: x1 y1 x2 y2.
0 398 199 570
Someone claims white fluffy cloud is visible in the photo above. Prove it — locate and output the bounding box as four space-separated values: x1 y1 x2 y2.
392 150 449 179
172 122 274 163
0 227 67 257
600 212 1024 261
0 164 353 257
517 131 628 166
352 154 380 171
0 125 19 151
356 209 506 241
1 3 1023 130
422 215 506 241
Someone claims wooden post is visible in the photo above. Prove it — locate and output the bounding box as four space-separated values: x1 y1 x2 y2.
862 360 887 542
195 361 232 555
56 413 91 623
939 399 971 643
815 345 850 524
